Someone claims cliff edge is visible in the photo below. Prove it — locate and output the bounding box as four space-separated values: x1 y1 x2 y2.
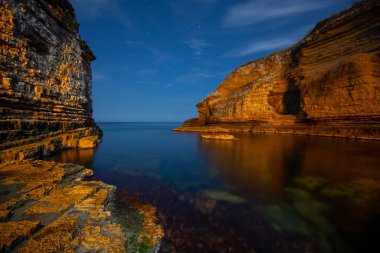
175 0 380 140
0 0 101 162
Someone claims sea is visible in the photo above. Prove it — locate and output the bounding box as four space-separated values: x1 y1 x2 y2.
48 122 380 253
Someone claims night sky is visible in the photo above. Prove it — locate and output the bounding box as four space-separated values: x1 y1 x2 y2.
71 0 353 122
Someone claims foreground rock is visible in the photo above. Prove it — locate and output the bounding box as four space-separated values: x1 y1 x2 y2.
0 160 127 252
177 0 380 140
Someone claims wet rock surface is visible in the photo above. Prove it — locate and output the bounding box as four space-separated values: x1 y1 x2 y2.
0 160 127 252
113 191 164 253
178 0 380 140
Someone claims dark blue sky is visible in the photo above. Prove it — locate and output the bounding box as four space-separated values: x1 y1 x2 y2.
71 0 352 122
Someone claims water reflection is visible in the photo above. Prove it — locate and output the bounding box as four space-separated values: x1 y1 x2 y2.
48 123 380 253
199 135 380 198
199 135 308 201
51 147 96 169
198 134 380 252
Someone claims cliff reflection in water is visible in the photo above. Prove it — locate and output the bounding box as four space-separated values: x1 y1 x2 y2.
199 134 380 252
199 134 380 201
51 147 96 168
48 123 380 253
199 135 304 200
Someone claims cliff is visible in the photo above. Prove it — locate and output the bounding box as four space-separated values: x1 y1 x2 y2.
176 0 380 140
0 3 163 252
0 0 101 162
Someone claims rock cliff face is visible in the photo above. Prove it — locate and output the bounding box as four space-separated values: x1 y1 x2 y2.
0 0 101 162
177 0 380 140
0 2 163 252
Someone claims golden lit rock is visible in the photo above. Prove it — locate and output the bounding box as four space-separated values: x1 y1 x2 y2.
78 136 100 149
201 134 239 141
0 160 127 252
0 221 40 251
177 0 380 140
0 0 101 160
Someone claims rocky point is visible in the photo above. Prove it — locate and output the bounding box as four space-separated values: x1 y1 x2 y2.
175 0 380 140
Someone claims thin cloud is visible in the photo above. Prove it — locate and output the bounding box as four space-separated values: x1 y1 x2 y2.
136 69 159 77
187 39 210 56
92 71 107 82
175 70 225 84
223 0 333 28
125 40 168 61
192 0 218 3
225 24 314 57
226 38 296 57
136 80 162 86
71 0 132 27
71 0 107 18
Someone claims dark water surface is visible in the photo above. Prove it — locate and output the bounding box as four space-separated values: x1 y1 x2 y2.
49 122 380 253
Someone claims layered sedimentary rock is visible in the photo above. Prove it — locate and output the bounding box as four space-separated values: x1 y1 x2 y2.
0 0 101 162
0 160 127 252
0 2 164 252
176 0 380 140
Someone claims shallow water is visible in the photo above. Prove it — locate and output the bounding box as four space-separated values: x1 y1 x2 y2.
48 122 380 253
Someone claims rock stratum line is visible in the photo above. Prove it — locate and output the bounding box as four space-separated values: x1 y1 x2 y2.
175 0 380 140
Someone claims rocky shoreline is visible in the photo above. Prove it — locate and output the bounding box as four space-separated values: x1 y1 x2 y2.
0 127 101 163
0 160 126 252
0 160 164 252
174 120 380 141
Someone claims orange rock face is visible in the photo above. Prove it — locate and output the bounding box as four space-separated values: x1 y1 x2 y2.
180 0 380 140
0 0 101 160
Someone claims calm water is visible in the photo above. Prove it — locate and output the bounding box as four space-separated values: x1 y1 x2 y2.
49 122 380 253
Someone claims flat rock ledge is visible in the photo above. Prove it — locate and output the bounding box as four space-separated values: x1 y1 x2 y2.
0 160 127 252
173 124 380 141
201 134 239 141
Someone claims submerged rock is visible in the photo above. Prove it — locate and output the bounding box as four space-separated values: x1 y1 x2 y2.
0 160 127 252
295 177 329 191
199 189 245 204
115 191 164 253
